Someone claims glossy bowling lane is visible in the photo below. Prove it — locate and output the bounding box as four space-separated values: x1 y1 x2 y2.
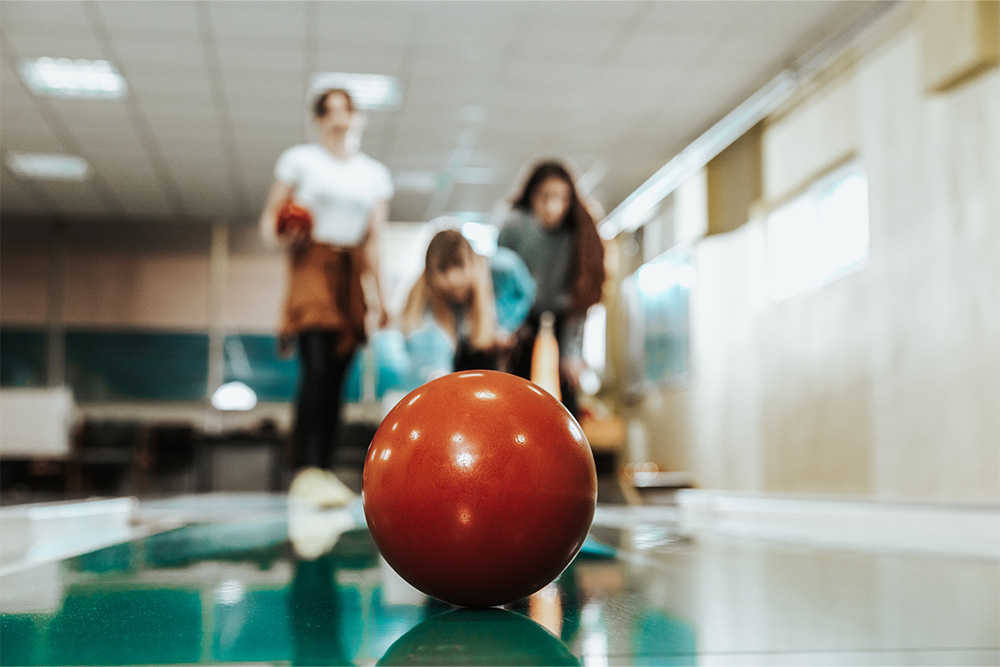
1 496 997 666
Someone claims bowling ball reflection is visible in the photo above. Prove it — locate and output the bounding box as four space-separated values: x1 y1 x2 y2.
378 608 580 666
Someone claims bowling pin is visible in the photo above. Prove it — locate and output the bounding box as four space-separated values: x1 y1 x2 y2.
530 311 561 400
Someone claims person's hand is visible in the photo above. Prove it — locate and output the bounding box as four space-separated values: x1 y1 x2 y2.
276 200 313 247
365 305 389 338
278 226 311 247
493 331 516 351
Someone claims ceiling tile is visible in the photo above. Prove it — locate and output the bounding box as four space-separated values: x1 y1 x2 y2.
316 18 415 55
228 119 303 147
91 164 173 219
70 130 149 163
158 137 228 163
221 73 307 105
44 97 133 128
111 35 208 72
0 65 35 106
2 30 108 61
94 0 201 38
37 180 113 217
514 24 619 62
86 149 159 178
521 0 644 30
641 1 744 30
0 174 46 213
225 98 310 127
389 191 435 223
141 100 219 127
148 128 224 153
0 0 890 225
310 51 406 78
205 0 309 40
215 43 305 75
0 118 65 152
314 5 421 46
1 0 93 30
237 127 304 153
126 71 214 104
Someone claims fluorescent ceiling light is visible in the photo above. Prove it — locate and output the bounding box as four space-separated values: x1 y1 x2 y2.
394 170 439 192
460 221 498 257
448 211 488 225
454 167 495 185
399 167 494 193
5 152 89 180
309 72 402 111
20 57 128 99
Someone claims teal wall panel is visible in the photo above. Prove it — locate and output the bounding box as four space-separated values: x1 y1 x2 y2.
0 329 46 387
65 331 209 401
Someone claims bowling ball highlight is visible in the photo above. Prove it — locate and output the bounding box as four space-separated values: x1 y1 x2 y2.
363 370 597 607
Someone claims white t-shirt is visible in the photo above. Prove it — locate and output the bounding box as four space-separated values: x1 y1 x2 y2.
274 144 394 246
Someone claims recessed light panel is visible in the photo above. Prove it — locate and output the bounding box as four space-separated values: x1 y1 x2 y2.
20 57 128 99
394 170 439 192
6 152 90 180
308 72 402 111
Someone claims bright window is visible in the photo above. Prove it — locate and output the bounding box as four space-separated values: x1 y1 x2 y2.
767 164 869 300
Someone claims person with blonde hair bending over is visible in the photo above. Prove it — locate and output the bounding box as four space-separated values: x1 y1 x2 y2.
401 228 535 377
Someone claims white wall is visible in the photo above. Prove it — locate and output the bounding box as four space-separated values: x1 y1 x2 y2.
625 5 1000 503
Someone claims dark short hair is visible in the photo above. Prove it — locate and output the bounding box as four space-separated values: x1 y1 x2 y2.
313 88 356 118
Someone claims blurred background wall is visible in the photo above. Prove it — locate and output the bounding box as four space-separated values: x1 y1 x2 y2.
607 2 999 503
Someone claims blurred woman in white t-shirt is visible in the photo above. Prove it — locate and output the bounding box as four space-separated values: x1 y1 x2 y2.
259 88 393 507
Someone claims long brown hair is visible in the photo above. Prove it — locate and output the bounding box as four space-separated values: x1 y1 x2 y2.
512 160 605 313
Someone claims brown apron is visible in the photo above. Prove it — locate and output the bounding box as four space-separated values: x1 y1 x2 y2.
280 241 367 357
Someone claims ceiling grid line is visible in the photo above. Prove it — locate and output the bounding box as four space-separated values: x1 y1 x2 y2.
301 1 319 146
84 0 191 221
377 4 427 164
196 0 249 221
595 2 655 69
0 1 892 228
0 35 62 217
0 161 60 219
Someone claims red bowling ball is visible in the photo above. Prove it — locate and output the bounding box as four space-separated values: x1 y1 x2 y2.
362 370 597 607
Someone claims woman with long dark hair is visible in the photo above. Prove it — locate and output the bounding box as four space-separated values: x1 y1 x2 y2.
498 160 606 418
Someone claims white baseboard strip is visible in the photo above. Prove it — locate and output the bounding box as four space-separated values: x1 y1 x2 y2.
674 490 1000 560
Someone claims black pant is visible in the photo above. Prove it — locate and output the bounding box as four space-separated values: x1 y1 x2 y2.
294 330 355 470
509 313 580 419
454 340 500 373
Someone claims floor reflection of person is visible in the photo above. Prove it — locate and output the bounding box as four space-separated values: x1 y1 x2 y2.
504 564 581 646
556 563 581 644
289 553 352 666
